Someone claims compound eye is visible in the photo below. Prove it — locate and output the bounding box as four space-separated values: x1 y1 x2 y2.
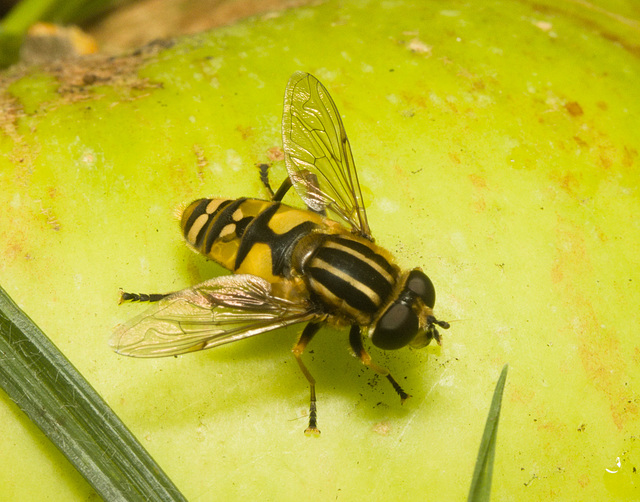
371 303 419 350
407 270 436 308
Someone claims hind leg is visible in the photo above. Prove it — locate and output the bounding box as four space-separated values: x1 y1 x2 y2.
118 290 170 304
257 164 326 216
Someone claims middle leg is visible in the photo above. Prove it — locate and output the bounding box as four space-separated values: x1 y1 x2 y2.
292 322 323 435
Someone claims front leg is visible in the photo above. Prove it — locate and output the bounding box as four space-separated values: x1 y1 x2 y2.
349 325 411 402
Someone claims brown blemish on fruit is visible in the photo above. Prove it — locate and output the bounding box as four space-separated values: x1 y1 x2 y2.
399 90 428 111
577 474 590 488
267 146 284 161
0 92 25 147
468 173 487 212
236 125 253 139
598 144 615 169
564 101 583 117
551 171 580 196
468 173 487 189
622 146 637 168
471 78 485 91
552 218 638 431
573 136 588 148
448 152 461 164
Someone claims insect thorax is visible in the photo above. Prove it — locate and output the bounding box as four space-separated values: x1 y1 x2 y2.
301 234 401 325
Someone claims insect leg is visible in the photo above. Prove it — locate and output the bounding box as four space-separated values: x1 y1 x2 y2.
258 162 292 201
349 325 411 403
260 164 327 216
275 172 327 216
257 163 275 199
118 291 170 304
272 176 294 202
292 321 323 435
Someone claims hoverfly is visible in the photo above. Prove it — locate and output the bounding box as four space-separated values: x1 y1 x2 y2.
111 72 449 435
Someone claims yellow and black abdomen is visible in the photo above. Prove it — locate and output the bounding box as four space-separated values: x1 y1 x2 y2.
181 198 337 283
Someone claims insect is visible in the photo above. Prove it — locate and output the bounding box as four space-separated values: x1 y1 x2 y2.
111 72 449 434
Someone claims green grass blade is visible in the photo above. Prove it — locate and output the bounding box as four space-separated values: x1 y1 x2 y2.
467 364 508 502
0 0 123 67
0 285 187 502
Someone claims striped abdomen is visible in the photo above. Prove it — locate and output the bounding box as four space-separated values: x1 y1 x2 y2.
304 234 400 324
180 198 340 283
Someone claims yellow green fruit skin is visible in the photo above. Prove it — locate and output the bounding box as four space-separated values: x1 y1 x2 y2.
1 1 639 500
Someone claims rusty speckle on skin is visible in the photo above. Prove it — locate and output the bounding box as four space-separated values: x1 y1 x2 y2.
565 101 584 117
622 146 637 168
472 79 485 91
468 173 487 189
267 146 284 161
0 93 24 143
38 203 61 231
556 171 580 195
192 144 208 182
472 199 486 212
573 136 588 148
236 125 253 139
599 152 613 169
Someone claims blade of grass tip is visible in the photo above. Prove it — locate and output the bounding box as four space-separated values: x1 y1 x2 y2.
0 0 120 68
0 285 187 502
44 0 121 25
1 0 117 31
0 0 56 67
1 0 58 33
467 364 508 502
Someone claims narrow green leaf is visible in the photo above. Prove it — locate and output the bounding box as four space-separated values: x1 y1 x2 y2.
0 0 125 68
467 364 508 502
0 285 187 502
1 0 121 30
0 0 57 33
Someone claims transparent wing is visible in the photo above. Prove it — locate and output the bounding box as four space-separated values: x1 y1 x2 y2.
282 71 372 238
111 275 321 358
